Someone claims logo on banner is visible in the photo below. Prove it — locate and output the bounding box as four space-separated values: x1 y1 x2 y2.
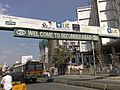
56 21 71 30
72 24 80 31
42 22 48 28
5 19 16 25
15 29 26 36
62 22 70 29
56 22 62 28
42 21 55 29
107 28 112 33
107 27 118 34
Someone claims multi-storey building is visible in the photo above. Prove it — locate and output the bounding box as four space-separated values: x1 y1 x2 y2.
60 21 81 65
76 0 120 65
90 0 120 64
77 6 94 65
41 0 120 68
77 6 92 26
114 0 120 29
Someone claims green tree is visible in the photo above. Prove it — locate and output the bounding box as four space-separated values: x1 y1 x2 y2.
52 45 72 67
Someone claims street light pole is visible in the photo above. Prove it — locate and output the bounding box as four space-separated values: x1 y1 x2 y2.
92 41 96 76
78 41 84 66
81 53 84 66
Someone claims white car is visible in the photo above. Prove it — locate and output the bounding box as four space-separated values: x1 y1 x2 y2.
43 71 50 77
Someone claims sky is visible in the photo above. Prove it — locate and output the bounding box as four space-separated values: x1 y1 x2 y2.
0 0 89 65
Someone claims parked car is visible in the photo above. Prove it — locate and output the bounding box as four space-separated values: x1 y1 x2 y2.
110 65 120 76
43 71 50 77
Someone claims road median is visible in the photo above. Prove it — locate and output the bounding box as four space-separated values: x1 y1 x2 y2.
53 77 120 90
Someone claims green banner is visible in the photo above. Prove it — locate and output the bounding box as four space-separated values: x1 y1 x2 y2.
14 29 99 41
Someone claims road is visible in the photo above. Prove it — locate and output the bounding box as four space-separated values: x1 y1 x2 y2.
26 82 99 90
88 79 120 85
54 75 120 85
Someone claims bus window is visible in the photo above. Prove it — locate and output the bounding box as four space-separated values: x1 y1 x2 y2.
27 64 35 71
14 66 22 72
35 64 43 70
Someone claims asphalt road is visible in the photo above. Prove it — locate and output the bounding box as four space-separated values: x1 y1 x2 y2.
26 82 99 90
54 75 120 85
88 79 120 85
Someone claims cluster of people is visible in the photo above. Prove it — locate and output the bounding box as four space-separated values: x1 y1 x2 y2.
1 71 12 90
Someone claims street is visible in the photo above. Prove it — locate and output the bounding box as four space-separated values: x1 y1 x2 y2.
26 82 99 90
88 79 120 85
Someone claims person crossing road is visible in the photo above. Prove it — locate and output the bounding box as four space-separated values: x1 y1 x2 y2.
1 71 12 90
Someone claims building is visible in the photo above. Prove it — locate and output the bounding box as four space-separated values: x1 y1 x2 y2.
40 0 120 68
58 21 81 65
114 0 120 29
77 6 92 26
75 0 120 65
77 6 94 65
39 39 49 68
90 0 120 64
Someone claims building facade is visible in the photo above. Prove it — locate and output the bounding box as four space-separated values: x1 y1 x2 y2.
40 0 120 69
77 6 94 65
76 0 120 65
90 0 120 64
114 0 120 29
77 6 92 26
60 21 81 65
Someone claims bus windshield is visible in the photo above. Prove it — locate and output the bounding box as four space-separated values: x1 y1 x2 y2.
27 62 43 71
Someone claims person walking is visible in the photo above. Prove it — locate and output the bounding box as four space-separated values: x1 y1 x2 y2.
1 71 12 90
79 64 83 77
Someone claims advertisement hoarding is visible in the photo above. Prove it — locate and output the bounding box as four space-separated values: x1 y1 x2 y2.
0 15 119 38
21 55 33 64
81 25 98 34
80 41 92 52
98 27 119 38
0 15 56 30
81 25 119 38
56 20 73 31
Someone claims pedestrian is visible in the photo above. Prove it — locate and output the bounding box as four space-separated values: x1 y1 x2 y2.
86 63 90 72
79 64 83 77
1 71 12 90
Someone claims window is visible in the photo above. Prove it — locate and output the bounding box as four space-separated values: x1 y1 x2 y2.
35 64 43 70
27 64 35 71
72 58 76 63
26 63 43 71
14 66 22 72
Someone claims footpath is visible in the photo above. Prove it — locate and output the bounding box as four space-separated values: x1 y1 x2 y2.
53 74 120 90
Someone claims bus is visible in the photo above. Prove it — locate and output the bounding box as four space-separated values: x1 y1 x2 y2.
11 60 44 83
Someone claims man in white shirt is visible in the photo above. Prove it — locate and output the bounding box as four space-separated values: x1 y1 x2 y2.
1 72 12 90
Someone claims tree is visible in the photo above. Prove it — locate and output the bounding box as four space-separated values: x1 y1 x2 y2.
52 45 72 67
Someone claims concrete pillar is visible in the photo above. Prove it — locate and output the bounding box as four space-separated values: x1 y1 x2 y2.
97 37 104 64
111 46 119 64
111 46 116 56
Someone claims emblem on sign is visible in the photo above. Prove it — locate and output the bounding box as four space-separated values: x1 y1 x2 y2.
56 22 62 28
5 19 16 25
15 29 26 35
42 22 48 28
107 28 112 33
107 27 118 34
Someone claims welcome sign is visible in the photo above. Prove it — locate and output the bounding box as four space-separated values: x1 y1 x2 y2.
14 29 99 41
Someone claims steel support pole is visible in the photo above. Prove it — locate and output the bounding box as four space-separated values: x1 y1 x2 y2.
79 41 84 66
81 53 84 66
92 41 96 76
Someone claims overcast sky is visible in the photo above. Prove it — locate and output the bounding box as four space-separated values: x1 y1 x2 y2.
0 0 89 65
